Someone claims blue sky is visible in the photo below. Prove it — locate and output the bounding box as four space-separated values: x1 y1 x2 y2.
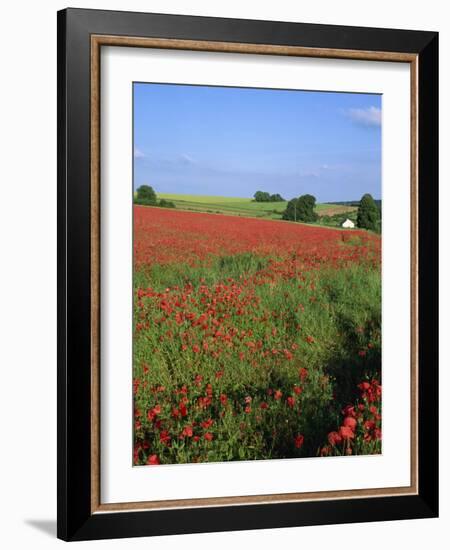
133 83 381 202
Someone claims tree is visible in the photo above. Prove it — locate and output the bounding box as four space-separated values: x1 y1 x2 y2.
282 198 299 221
296 194 318 222
282 194 318 223
357 193 380 231
254 190 271 202
270 193 285 202
254 191 285 202
159 199 176 208
135 185 157 205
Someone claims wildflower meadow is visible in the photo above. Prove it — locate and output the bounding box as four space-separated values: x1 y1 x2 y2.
133 206 382 466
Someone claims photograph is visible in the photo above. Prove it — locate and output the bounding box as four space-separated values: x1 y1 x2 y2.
54 6 438 542
132 82 383 466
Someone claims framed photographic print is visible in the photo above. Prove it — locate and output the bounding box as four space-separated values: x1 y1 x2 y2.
57 8 439 541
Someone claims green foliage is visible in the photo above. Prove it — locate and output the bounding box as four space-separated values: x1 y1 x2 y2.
282 198 298 221
135 185 157 205
320 211 357 228
134 187 176 209
270 193 285 202
282 194 319 223
254 191 285 202
158 199 176 209
254 190 271 202
357 193 381 232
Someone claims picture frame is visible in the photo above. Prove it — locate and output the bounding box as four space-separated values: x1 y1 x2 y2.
57 7 439 541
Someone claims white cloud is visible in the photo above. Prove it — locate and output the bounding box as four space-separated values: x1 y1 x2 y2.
346 106 381 127
134 147 146 159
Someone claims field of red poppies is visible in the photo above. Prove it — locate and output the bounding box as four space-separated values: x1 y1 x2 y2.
133 206 382 466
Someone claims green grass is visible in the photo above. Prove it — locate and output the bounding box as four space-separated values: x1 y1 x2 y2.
155 193 356 221
157 193 287 219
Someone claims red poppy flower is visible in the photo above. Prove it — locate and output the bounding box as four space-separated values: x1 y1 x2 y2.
147 454 160 465
201 418 213 429
159 430 171 445
274 390 283 400
182 425 193 438
204 432 213 441
286 396 296 408
294 434 304 448
342 405 355 417
339 426 355 440
328 431 342 446
147 405 161 422
299 368 308 381
343 416 357 431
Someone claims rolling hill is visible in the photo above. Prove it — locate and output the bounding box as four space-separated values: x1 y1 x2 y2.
156 193 357 221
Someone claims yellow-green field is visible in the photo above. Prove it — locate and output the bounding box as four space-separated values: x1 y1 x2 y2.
156 193 356 220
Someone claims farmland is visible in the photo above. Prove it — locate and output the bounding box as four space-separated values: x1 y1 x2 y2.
133 206 381 466
156 192 357 221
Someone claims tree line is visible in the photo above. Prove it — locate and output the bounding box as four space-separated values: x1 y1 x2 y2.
134 185 176 209
281 192 380 232
253 191 285 202
135 184 380 232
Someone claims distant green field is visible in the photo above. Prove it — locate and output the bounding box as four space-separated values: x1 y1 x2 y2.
157 193 286 219
156 193 356 220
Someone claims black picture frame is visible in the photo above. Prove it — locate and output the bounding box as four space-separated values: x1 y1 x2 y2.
57 7 438 542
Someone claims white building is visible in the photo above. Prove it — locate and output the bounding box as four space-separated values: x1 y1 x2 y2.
341 218 355 229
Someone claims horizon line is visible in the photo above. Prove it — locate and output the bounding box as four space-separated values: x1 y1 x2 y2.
152 191 382 202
